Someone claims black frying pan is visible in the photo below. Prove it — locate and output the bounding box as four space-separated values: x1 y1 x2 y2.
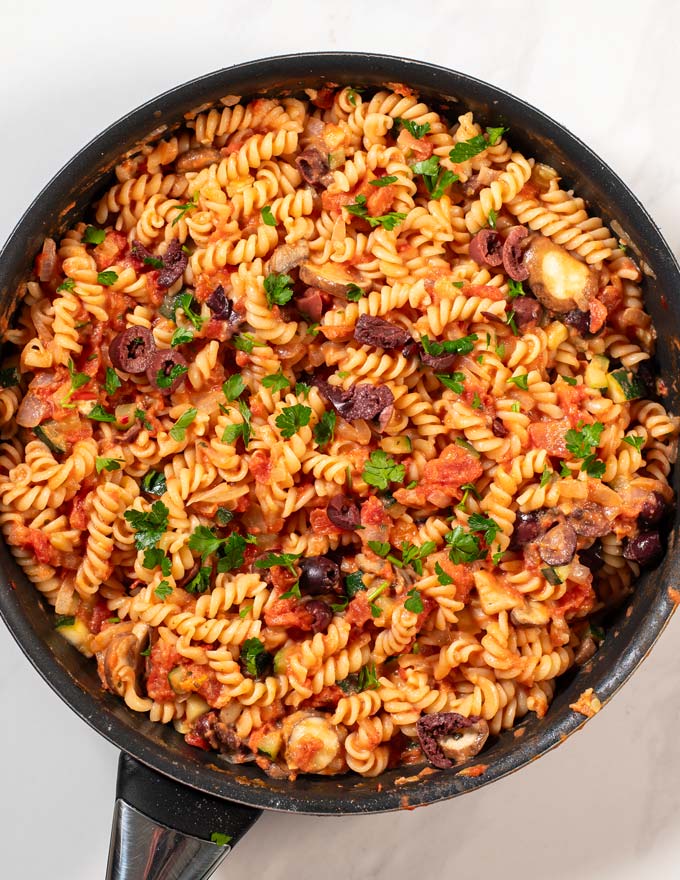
1 52 678 880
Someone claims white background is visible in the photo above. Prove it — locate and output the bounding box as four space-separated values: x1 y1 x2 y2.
2 1 680 877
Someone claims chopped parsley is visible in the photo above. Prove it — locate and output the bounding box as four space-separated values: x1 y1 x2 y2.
436 371 466 393
170 326 194 347
217 533 250 573
135 408 153 430
313 410 336 449
370 175 398 187
276 404 312 438
410 156 458 200
255 552 301 576
56 278 75 293
400 540 437 575
368 540 390 558
280 582 302 600
468 512 501 545
397 118 430 139
560 461 572 477
345 283 365 302
83 226 106 245
87 404 116 422
506 311 519 336
189 525 225 558
449 126 506 163
186 566 212 594
0 367 19 388
560 375 577 386
507 373 529 391
104 367 121 396
144 548 171 576
362 450 405 490
264 272 295 308
344 570 366 597
455 438 480 458
345 194 406 231
169 407 198 441
156 363 188 389
623 435 645 452
223 374 246 400
210 833 232 847
508 279 525 299
215 507 234 526
141 470 166 496
55 615 75 628
97 270 118 287
261 371 290 392
232 333 264 354
95 457 124 474
357 662 380 691
295 382 311 398
221 400 252 448
487 208 498 229
420 333 478 357
172 191 198 226
403 588 424 614
445 526 486 564
540 466 552 488
124 500 169 551
435 562 453 585
176 292 205 331
261 205 277 226
565 420 604 477
471 392 482 409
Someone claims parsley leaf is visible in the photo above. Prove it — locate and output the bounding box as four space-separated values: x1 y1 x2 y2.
170 326 194 347
508 279 525 299
135 407 153 430
400 540 437 575
357 662 380 691
345 283 365 302
105 367 121 396
87 404 116 422
95 456 124 474
623 435 645 452
295 382 311 398
56 278 75 292
345 195 406 231
153 580 172 601
234 335 262 358
343 571 365 598
172 191 198 226
97 270 118 287
264 273 295 308
471 392 482 410
83 226 106 245
144 547 171 576
216 533 249 573
508 373 529 390
468 512 501 545
261 206 277 226
435 562 453 585
449 126 506 163
176 292 204 331
560 461 572 477
540 466 552 488
368 540 391 557
261 371 290 392
410 156 458 200
189 525 224 558
436 372 466 393
397 118 430 139
582 454 606 479
404 587 424 613
169 407 198 441
487 208 498 229
506 311 519 336
565 421 604 459
54 615 75 628
313 410 336 449
141 470 166 496
370 175 398 187
255 552 301 575
362 450 405 490
156 363 188 389
240 638 272 678
420 333 478 357
186 566 212 594
215 507 233 527
210 833 232 847
560 375 577 386
445 526 486 563
280 582 302 600
223 374 246 400
276 404 312 439
124 500 169 551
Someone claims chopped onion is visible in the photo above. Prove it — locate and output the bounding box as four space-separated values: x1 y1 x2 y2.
16 393 49 427
38 238 57 282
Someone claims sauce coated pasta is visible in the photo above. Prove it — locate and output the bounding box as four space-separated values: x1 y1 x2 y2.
1 84 676 777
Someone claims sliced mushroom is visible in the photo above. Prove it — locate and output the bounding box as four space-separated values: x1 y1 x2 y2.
299 262 367 297
270 241 310 275
524 235 598 313
416 712 489 769
573 636 597 665
101 630 143 696
536 522 577 566
567 502 611 537
175 147 222 172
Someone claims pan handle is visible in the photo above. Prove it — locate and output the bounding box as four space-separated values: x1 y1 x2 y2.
106 753 262 880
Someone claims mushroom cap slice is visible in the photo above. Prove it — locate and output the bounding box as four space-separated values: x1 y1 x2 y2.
525 235 598 313
299 262 367 297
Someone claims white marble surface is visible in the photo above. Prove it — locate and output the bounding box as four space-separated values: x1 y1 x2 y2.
2 1 680 877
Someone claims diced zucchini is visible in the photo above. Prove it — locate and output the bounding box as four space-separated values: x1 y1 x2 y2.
168 665 192 695
585 355 609 390
380 436 412 455
541 566 564 586
328 149 346 170
55 616 90 649
34 422 67 455
606 369 645 403
273 646 293 676
553 564 571 583
257 730 282 759
185 695 210 724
